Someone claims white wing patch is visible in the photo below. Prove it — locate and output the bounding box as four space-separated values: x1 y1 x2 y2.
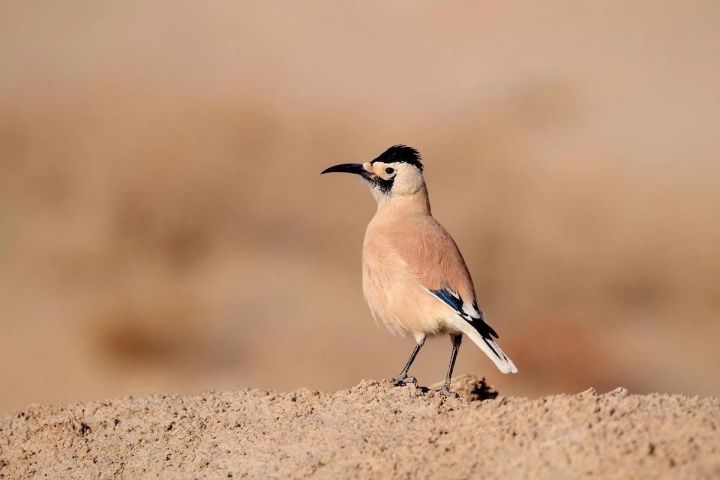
428 288 517 373
427 287 499 340
461 301 482 320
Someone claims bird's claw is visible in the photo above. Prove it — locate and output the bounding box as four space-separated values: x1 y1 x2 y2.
439 386 459 398
392 375 417 386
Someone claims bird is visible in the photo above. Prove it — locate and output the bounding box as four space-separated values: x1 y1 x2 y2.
321 145 518 396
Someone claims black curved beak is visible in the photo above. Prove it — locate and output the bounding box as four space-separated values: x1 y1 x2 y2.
320 163 366 175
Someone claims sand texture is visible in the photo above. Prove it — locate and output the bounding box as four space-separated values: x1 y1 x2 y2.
1 376 718 479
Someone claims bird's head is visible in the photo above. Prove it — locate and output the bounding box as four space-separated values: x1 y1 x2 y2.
321 145 425 199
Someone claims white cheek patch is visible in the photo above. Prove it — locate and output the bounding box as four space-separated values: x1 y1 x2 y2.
372 162 399 180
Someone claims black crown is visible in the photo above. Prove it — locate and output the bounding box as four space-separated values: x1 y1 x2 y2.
371 145 423 172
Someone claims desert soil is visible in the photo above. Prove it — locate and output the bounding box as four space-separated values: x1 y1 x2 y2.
1 376 718 479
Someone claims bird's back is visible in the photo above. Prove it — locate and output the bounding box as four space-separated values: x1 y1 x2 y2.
365 211 476 299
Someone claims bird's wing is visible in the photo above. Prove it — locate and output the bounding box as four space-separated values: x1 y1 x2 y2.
376 215 517 373
382 216 498 339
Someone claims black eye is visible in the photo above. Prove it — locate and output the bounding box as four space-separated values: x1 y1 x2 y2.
385 167 395 174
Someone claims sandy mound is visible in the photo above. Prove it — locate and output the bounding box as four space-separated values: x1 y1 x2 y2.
1 376 718 479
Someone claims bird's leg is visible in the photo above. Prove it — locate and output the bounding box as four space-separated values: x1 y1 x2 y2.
392 338 426 386
440 334 463 397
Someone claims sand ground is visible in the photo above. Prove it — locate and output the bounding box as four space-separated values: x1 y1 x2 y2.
1 376 718 479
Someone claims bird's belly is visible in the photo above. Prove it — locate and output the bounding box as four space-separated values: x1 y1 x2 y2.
362 256 447 338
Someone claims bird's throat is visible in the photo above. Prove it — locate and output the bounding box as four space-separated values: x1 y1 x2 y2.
375 185 431 216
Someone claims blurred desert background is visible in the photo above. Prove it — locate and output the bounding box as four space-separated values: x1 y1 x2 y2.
0 0 718 414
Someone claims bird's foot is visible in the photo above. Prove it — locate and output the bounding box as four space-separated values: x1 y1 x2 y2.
392 374 417 387
439 386 459 398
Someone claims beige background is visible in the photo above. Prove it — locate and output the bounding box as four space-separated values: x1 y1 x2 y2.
1 0 719 413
